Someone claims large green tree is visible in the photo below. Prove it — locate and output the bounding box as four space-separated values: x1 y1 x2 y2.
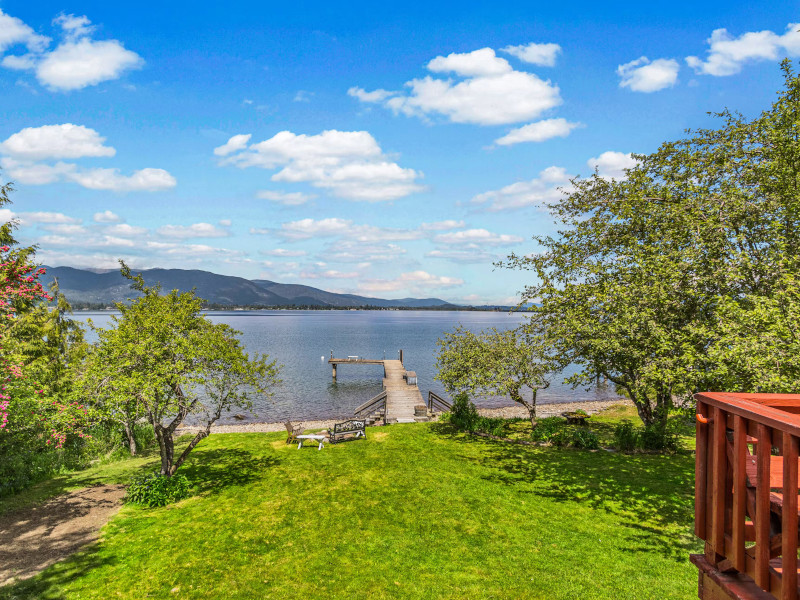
435 326 552 429
504 61 800 428
81 263 280 476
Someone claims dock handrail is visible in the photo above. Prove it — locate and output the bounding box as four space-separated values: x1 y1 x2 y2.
693 392 800 600
428 391 452 413
354 390 388 421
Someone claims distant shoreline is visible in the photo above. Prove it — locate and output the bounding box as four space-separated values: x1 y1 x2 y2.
71 305 526 313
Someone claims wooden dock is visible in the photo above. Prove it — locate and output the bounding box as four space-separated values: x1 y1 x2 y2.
329 353 425 423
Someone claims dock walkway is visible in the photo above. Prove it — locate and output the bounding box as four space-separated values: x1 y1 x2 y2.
328 355 425 423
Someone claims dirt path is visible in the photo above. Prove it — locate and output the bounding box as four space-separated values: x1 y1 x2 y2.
0 484 125 586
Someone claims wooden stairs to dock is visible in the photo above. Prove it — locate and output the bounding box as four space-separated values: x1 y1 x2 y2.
333 353 452 425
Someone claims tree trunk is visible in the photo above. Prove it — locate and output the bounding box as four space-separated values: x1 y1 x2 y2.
153 423 175 476
511 387 537 430
123 420 137 456
633 400 655 427
170 429 210 475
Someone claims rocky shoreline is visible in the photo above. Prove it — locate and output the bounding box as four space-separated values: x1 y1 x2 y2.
177 398 632 435
477 398 632 420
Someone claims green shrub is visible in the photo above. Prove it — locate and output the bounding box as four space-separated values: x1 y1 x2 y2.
0 429 101 498
613 421 638 452
531 416 565 443
612 420 678 452
126 473 191 507
570 428 600 450
446 392 480 432
640 423 678 451
475 416 506 436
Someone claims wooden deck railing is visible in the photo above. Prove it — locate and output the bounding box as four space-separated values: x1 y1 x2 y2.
694 392 800 600
428 390 452 413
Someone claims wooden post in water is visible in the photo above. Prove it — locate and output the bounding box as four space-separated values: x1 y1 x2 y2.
399 349 403 365
332 363 337 380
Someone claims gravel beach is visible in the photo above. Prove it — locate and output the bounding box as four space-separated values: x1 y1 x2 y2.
176 398 633 435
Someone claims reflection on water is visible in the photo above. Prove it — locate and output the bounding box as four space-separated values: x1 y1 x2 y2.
76 309 620 424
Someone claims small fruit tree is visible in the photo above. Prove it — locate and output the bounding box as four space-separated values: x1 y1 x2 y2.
82 262 280 476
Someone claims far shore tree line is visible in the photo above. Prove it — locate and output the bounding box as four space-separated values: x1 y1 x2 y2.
436 60 800 434
4 62 800 495
67 300 517 312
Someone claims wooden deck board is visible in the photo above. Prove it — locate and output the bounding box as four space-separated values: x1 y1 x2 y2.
330 357 424 422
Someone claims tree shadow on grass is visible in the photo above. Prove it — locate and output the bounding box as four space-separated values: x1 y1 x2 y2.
429 423 699 560
179 448 281 496
0 543 115 600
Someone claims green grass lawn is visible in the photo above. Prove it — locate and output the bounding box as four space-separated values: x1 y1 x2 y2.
1 409 700 600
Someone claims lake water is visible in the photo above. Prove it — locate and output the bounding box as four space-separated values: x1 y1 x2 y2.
76 310 618 424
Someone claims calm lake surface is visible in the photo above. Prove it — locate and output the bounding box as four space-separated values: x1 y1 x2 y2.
76 310 618 424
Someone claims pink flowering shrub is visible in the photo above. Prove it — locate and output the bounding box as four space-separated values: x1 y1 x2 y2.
0 187 91 494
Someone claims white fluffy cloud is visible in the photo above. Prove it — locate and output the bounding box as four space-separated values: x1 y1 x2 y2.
617 57 680 92
53 14 93 40
427 47 511 77
0 158 76 185
587 151 639 180
494 118 582 146
325 242 408 264
41 223 88 235
18 211 81 225
471 153 639 212
266 217 425 243
419 220 465 231
0 11 142 91
359 270 464 294
103 223 147 236
350 47 562 126
433 228 523 246
270 217 352 240
426 248 499 264
0 124 176 192
0 124 115 160
93 210 122 223
68 167 176 192
256 190 315 206
216 129 423 202
471 166 572 211
262 248 307 257
156 223 230 238
34 38 142 90
687 24 800 76
347 87 395 103
213 134 251 157
299 268 360 280
500 42 561 66
0 10 49 54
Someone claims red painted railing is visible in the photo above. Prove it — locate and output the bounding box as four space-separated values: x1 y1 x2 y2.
695 392 800 600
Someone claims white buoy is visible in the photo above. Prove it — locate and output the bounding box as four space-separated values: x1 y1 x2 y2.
321 356 324 361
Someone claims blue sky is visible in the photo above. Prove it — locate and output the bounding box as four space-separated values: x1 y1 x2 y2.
0 1 797 303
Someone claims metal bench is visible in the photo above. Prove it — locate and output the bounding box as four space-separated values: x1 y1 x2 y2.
330 419 366 443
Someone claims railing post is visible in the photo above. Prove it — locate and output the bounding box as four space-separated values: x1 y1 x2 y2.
782 432 798 600
755 423 772 590
732 415 747 572
695 402 709 540
711 406 726 561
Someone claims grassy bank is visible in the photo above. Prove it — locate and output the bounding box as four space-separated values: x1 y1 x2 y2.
1 409 699 599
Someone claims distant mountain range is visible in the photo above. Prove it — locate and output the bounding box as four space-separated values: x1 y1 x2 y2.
39 266 460 309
